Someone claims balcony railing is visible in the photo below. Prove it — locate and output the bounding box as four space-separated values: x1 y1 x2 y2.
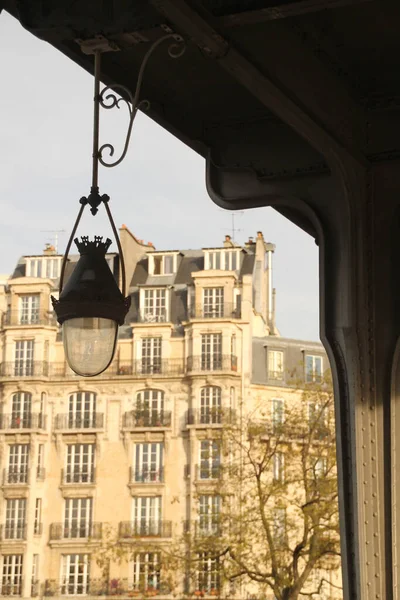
0 524 27 540
130 466 164 484
2 310 57 327
119 520 172 538
0 362 49 378
54 413 104 430
50 359 186 378
195 464 222 481
123 410 172 428
44 578 166 597
187 355 238 373
61 469 96 485
185 521 221 537
0 413 46 430
0 581 22 596
137 309 168 323
189 304 241 319
3 469 29 485
49 522 103 540
187 408 236 426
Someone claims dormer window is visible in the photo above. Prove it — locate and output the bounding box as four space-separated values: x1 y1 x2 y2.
148 253 177 276
204 249 241 271
26 256 62 279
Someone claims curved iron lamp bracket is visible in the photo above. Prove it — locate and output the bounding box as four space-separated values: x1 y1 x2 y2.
97 34 186 169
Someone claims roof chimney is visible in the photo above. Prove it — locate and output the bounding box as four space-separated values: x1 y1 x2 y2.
43 243 56 256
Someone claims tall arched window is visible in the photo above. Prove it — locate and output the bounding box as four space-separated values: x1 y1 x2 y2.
200 387 221 424
136 390 165 426
68 392 97 429
11 392 32 428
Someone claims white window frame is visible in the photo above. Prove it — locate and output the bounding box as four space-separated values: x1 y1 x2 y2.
132 553 161 592
305 354 323 383
136 390 164 426
14 340 34 377
11 392 32 428
20 295 40 325
5 498 26 540
68 392 97 429
197 552 220 592
202 288 224 318
65 444 95 484
140 338 162 374
199 441 221 480
26 257 62 279
314 456 328 479
61 554 90 596
140 288 168 322
148 253 177 276
133 496 161 535
199 495 220 535
200 387 222 424
64 498 93 538
8 444 29 484
201 333 222 371
37 444 45 479
273 508 287 544
268 350 284 380
1 555 23 596
273 452 285 482
272 398 285 430
34 499 42 535
134 443 163 483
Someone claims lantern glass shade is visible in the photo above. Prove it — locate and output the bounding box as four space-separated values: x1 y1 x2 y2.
63 316 118 377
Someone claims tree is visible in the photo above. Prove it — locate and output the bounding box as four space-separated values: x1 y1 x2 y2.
187 376 341 600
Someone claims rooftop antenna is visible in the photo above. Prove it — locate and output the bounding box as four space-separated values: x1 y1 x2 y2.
41 230 66 254
219 210 244 243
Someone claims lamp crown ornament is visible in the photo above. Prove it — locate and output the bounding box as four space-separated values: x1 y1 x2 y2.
53 31 186 377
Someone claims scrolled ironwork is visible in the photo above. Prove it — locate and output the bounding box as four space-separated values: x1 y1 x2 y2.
97 33 186 169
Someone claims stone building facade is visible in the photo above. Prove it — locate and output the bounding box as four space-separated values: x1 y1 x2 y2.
0 227 340 599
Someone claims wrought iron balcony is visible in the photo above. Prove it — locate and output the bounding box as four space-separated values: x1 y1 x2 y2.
189 304 241 319
185 520 221 537
2 310 57 327
119 520 172 538
0 524 27 540
0 581 22 596
49 522 102 540
0 413 46 430
136 309 168 323
130 466 164 484
187 408 236 426
187 355 238 373
50 358 186 378
0 361 50 378
195 464 222 481
3 469 29 485
123 410 172 428
61 468 96 485
44 578 166 597
54 413 104 430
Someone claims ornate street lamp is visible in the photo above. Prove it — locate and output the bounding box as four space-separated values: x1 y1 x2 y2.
52 34 185 377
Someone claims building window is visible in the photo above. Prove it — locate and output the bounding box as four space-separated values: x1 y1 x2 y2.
305 355 323 383
268 350 284 381
5 499 26 540
65 444 95 484
199 495 220 535
31 555 39 597
141 338 162 374
134 443 163 483
149 254 176 276
314 457 328 479
8 445 29 484
205 250 240 271
68 392 97 429
308 402 329 439
33 499 42 535
37 444 45 479
136 390 164 426
199 441 220 480
20 295 40 325
142 289 167 322
201 333 222 371
11 392 32 428
45 258 61 279
197 553 220 593
26 257 61 279
272 399 285 430
273 452 285 482
132 497 161 536
61 554 90 596
200 387 221 424
64 498 93 538
273 508 287 545
14 340 34 376
1 555 23 596
132 553 161 592
203 288 224 318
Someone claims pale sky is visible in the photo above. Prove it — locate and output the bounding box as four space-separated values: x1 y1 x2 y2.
0 12 320 341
